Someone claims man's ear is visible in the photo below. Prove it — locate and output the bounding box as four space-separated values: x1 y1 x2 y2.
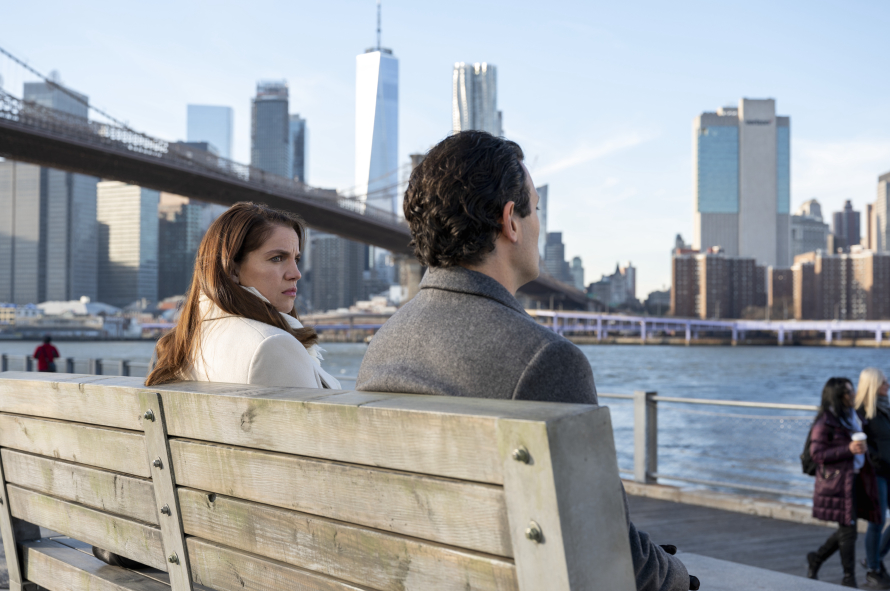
501 201 519 243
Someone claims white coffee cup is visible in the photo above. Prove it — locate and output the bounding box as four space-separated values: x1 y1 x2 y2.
853 433 867 442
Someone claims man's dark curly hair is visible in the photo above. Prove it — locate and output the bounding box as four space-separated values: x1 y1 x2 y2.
403 130 531 267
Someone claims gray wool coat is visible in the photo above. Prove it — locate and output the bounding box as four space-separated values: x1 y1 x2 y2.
357 266 690 591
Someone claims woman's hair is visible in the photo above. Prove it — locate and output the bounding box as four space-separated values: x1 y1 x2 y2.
819 377 853 419
146 202 317 386
855 367 888 420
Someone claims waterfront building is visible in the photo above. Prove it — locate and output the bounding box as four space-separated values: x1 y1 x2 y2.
832 200 860 252
452 62 502 137
670 248 756 319
874 171 890 252
791 199 829 259
536 185 549 260
157 194 204 300
251 81 292 178
543 232 571 283
693 99 791 267
588 263 637 308
792 248 890 319
97 182 160 308
0 80 98 305
865 203 877 251
310 232 364 312
290 114 307 183
570 257 585 291
767 267 794 319
355 26 399 214
645 289 671 316
186 105 233 159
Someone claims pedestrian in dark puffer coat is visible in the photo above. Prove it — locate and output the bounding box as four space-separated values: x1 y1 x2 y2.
807 377 881 588
856 367 890 588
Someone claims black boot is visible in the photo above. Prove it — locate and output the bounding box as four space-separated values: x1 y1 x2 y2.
808 552 824 580
866 570 890 589
843 572 859 588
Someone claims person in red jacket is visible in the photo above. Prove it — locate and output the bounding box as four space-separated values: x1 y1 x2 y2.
807 377 882 588
33 335 59 372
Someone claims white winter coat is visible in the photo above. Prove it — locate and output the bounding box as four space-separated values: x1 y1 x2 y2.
183 293 340 389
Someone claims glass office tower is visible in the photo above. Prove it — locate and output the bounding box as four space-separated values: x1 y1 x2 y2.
452 62 502 137
693 98 791 267
251 81 292 178
355 47 398 214
290 114 307 183
187 105 233 159
97 182 160 307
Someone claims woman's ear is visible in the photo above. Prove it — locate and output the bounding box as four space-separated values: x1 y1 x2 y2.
230 261 241 285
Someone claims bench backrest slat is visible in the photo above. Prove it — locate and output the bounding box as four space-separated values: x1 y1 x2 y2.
0 372 635 591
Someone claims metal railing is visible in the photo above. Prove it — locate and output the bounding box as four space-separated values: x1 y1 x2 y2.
0 354 152 377
600 391 819 499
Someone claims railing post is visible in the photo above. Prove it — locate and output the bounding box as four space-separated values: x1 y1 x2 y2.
119 360 130 376
65 357 75 373
596 317 602 341
634 390 658 484
640 320 647 344
88 358 103 375
24 356 33 372
0 354 6 372
685 323 691 345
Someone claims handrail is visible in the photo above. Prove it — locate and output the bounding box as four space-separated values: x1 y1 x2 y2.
650 396 818 411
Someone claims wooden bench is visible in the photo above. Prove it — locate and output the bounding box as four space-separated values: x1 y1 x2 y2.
0 371 634 591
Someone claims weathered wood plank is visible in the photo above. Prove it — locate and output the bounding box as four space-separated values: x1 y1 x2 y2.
0 414 149 477
170 439 512 557
0 446 40 591
1 449 158 524
139 391 193 590
7 484 166 570
187 537 369 591
498 406 635 591
0 373 146 430
178 487 517 591
160 389 507 484
22 538 171 591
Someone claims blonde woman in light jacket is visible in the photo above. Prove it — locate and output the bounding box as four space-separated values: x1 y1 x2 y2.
145 201 339 390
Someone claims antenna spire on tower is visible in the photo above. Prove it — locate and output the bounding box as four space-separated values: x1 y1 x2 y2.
376 0 381 50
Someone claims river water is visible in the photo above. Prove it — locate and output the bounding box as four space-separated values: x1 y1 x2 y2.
2 340 886 501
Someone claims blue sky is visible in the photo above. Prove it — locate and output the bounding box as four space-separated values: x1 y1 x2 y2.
2 0 889 294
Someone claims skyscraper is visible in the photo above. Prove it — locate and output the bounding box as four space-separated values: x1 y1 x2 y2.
355 7 399 214
97 182 159 307
693 98 791 267
832 200 861 252
536 185 549 260
187 105 234 159
0 80 99 305
877 171 890 253
290 114 307 183
570 257 585 291
310 232 364 312
452 62 502 137
251 81 292 178
543 232 572 283
791 199 829 259
157 194 203 300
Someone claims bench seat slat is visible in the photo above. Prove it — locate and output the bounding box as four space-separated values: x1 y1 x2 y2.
170 439 513 557
188 537 373 591
179 488 517 591
7 484 166 571
22 538 171 591
1 450 158 525
0 414 149 477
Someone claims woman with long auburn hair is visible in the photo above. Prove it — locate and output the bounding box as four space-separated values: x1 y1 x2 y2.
145 202 339 389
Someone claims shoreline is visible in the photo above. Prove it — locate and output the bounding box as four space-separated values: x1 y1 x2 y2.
566 335 890 348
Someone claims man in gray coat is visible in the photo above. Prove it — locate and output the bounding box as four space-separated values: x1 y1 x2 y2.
357 130 697 591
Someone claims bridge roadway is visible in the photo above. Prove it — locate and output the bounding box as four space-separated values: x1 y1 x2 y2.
0 90 588 308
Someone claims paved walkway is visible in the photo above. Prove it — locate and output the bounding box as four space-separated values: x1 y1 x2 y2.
628 495 869 587
0 499 874 589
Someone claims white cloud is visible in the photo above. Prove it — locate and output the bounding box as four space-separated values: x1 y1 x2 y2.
535 132 657 177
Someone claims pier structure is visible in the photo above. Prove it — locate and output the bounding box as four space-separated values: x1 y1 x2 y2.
530 310 890 345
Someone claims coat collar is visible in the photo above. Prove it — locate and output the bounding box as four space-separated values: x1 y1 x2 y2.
420 266 528 316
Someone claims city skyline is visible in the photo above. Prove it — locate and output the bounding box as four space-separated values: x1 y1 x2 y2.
2 0 889 294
